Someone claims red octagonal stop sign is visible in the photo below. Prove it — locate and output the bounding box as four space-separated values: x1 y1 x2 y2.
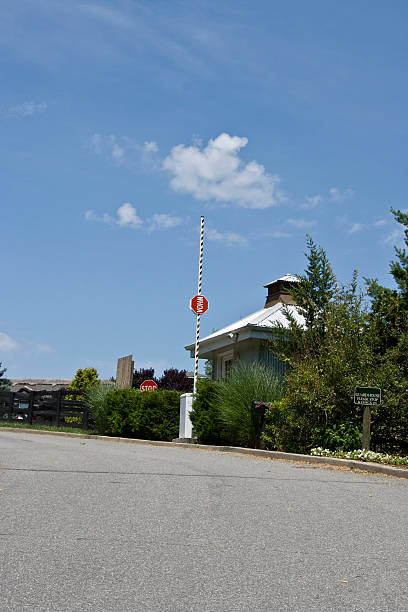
140 380 158 392
190 294 209 315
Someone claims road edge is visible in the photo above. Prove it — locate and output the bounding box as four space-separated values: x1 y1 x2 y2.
2 427 407 479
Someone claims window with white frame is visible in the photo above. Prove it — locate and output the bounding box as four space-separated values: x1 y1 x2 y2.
219 350 234 379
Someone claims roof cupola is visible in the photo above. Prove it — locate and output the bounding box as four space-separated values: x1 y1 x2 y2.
263 273 299 308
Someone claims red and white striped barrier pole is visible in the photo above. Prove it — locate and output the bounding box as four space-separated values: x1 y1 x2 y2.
193 216 205 396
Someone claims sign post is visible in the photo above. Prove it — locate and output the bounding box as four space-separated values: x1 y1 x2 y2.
191 216 206 396
354 387 381 450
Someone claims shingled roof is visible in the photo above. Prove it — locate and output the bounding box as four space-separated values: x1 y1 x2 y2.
10 379 72 392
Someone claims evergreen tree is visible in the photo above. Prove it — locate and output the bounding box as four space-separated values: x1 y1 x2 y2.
366 208 408 355
0 362 11 391
364 208 408 452
292 234 337 331
389 207 408 301
271 235 337 362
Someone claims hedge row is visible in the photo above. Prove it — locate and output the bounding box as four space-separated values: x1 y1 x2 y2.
90 387 181 441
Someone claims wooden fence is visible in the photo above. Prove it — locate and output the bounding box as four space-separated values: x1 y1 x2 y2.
0 390 90 429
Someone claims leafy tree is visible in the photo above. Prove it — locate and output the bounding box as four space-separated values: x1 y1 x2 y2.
0 362 11 391
132 367 193 391
132 368 157 389
159 368 193 392
272 279 378 452
66 367 99 401
268 237 381 452
364 208 408 452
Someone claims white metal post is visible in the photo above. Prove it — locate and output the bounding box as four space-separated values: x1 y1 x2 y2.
193 216 205 396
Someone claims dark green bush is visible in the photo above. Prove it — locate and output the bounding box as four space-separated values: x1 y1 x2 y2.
263 400 299 452
312 421 362 452
190 378 228 445
98 388 181 441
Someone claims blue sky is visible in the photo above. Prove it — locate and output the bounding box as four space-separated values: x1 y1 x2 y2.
1 0 407 379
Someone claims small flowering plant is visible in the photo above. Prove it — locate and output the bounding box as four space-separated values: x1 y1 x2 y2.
311 447 408 466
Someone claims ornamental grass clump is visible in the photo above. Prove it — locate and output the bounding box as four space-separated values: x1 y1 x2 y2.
215 361 284 448
85 381 116 434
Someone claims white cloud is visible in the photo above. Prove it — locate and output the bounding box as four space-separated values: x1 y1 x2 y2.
287 218 317 229
84 210 115 225
88 134 103 155
336 215 349 227
112 142 125 162
88 133 159 169
149 213 182 231
301 194 323 209
206 227 248 247
163 133 284 209
117 203 143 228
301 187 354 209
336 215 364 235
384 228 405 246
269 231 292 239
329 187 355 202
88 133 130 165
144 141 158 153
85 204 182 232
373 218 387 227
0 332 19 351
347 222 363 235
8 101 47 117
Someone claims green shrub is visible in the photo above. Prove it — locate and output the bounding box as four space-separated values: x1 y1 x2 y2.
263 399 299 452
100 388 181 441
312 421 362 452
215 362 285 448
264 404 363 453
190 378 228 445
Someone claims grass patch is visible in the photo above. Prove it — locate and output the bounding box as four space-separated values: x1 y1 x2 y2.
0 421 97 435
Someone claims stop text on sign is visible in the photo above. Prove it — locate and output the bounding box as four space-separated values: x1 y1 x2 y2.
140 379 158 392
190 294 209 315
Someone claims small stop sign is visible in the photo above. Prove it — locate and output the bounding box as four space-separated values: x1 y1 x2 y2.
140 380 158 392
190 294 209 315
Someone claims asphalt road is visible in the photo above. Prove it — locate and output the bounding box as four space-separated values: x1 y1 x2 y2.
1 431 407 612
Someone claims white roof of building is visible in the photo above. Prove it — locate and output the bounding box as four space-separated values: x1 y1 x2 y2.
185 301 304 352
263 273 299 288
